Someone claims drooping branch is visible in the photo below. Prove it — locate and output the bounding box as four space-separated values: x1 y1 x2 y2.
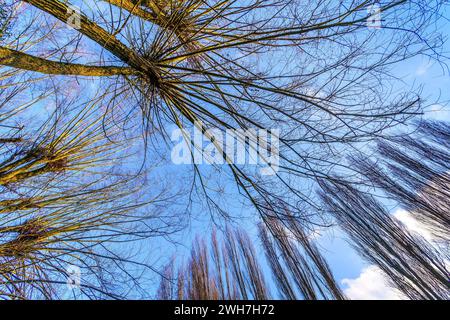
319 179 449 300
158 227 271 300
260 213 345 300
352 120 450 241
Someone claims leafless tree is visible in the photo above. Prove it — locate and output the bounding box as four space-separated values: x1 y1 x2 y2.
259 210 345 300
0 85 181 299
158 218 344 300
1 0 449 299
157 227 270 300
319 179 449 300
0 0 447 224
352 120 450 242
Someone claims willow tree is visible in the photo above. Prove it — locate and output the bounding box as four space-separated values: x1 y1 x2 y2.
157 227 271 300
0 78 180 299
319 179 449 300
158 219 345 300
353 120 450 242
1 0 449 298
0 0 447 226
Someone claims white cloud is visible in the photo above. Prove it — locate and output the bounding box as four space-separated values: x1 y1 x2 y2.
393 209 434 242
342 266 406 300
394 208 449 266
343 209 446 300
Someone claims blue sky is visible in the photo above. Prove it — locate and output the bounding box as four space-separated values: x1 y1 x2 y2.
158 8 450 299
2 0 449 299
63 1 450 299
324 24 450 298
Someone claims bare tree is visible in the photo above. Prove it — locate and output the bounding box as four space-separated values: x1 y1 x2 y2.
0 0 447 225
352 120 450 241
259 211 345 300
319 179 449 300
1 0 449 300
158 218 344 300
0 86 180 299
157 227 270 300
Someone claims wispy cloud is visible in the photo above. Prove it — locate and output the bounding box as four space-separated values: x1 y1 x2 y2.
416 60 434 76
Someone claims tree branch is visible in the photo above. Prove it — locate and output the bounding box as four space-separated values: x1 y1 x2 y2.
0 46 136 76
23 0 158 80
